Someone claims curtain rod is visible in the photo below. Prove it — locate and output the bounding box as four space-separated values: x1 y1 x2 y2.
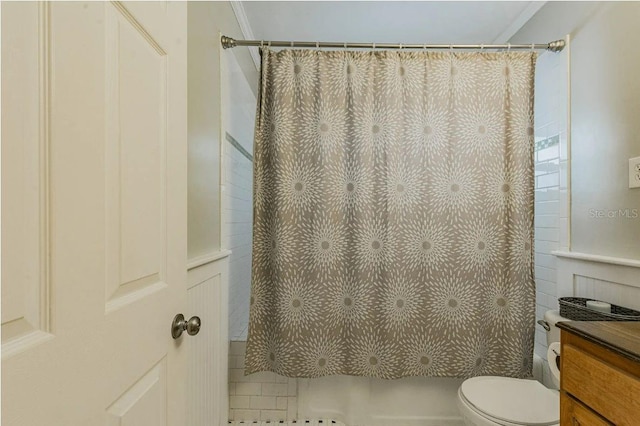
220 36 566 52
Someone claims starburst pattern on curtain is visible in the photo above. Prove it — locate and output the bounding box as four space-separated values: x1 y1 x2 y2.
246 48 536 379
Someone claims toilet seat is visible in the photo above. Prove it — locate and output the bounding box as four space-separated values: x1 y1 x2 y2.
459 376 559 426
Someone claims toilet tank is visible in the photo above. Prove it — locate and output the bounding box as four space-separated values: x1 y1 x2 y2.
544 310 569 345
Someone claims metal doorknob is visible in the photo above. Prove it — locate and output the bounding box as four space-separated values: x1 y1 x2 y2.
171 314 201 339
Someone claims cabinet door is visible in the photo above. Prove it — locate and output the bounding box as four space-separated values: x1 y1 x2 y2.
560 392 612 426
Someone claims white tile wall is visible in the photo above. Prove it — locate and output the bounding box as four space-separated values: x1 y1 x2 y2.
224 141 254 341
229 341 299 422
532 50 569 363
222 51 257 342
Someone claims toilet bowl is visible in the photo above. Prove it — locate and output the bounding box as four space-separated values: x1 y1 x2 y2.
457 376 559 426
457 310 567 426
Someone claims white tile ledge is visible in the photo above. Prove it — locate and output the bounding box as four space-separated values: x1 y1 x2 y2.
552 250 640 269
187 249 232 270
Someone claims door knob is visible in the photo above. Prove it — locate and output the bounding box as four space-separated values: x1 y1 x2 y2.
171 313 201 339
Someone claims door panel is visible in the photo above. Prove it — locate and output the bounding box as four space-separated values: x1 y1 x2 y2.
2 2 187 425
107 358 168 426
1 0 52 354
105 2 168 310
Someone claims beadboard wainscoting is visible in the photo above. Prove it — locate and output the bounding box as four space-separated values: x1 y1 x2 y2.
188 251 231 426
549 251 640 388
555 252 640 311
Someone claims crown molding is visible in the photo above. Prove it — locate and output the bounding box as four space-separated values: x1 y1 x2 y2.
230 1 260 70
494 1 547 44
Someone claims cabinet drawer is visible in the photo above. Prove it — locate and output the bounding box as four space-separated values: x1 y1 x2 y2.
560 392 612 426
562 344 640 425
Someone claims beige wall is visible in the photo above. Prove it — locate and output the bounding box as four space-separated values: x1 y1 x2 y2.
187 2 258 261
512 2 640 260
569 2 640 259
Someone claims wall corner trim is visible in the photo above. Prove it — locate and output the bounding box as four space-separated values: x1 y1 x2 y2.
229 1 260 71
498 1 547 43
552 250 640 269
187 249 232 271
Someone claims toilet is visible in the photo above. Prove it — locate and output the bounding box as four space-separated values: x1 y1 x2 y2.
457 310 567 426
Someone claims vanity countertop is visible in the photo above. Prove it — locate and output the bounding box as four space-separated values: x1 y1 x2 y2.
557 321 640 364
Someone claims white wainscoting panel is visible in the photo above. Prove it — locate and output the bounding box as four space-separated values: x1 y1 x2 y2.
574 275 640 311
188 252 230 426
550 250 640 387
555 251 640 307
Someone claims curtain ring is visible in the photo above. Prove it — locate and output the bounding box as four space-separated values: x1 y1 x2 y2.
507 43 511 52
372 42 376 50
267 41 271 48
260 40 264 48
423 43 427 51
290 41 294 48
344 42 348 49
316 41 320 50
531 43 535 51
399 43 403 50
480 44 484 51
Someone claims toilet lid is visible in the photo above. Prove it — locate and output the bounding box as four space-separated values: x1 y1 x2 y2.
460 376 559 426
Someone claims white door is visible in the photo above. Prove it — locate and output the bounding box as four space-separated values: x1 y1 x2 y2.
2 2 189 424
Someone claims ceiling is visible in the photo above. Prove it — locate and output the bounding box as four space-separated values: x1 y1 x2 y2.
240 1 546 46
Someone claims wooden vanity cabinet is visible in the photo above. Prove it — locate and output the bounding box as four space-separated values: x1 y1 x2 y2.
558 321 640 426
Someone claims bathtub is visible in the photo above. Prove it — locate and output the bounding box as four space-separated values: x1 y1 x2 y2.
295 355 545 426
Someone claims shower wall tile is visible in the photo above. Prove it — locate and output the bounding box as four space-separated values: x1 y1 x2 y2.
534 253 556 269
277 397 288 410
250 396 277 410
535 228 559 243
231 410 260 421
534 240 558 254
287 397 298 419
536 279 556 295
535 188 559 201
559 133 568 161
230 396 251 409
236 382 262 395
224 138 254 342
229 340 247 355
262 383 289 396
535 215 559 229
260 410 287 421
535 200 559 215
222 52 257 344
532 48 569 380
537 172 559 188
228 341 299 422
534 266 555 282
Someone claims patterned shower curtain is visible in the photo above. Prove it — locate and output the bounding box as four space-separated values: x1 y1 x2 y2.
246 48 537 379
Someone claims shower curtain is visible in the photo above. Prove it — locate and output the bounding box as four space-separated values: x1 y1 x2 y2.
246 48 537 379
